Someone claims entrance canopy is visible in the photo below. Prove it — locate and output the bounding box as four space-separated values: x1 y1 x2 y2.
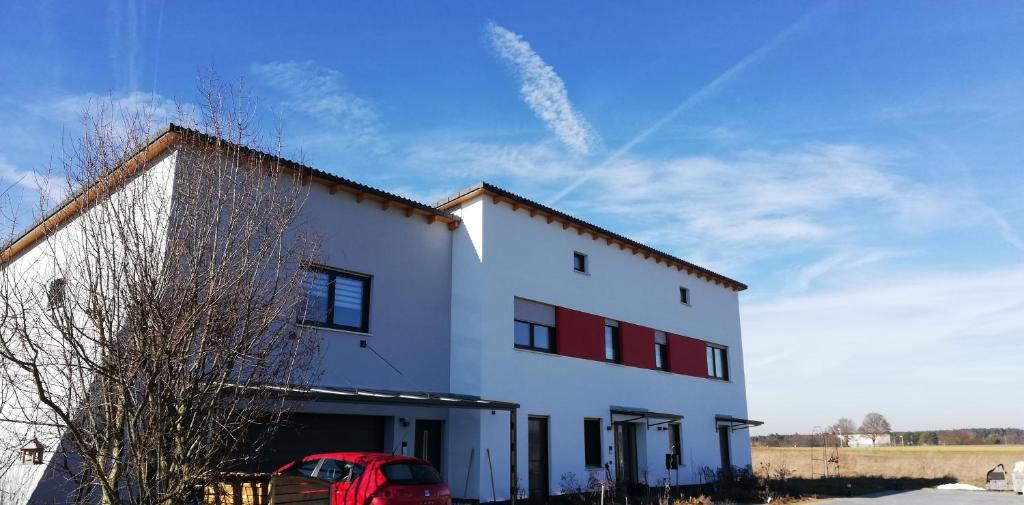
715 415 763 431
282 385 520 411
610 406 683 428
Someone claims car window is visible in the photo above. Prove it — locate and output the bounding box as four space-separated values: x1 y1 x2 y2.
381 463 441 485
317 459 363 483
289 459 321 477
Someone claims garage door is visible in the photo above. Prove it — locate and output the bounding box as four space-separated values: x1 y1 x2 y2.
246 413 387 472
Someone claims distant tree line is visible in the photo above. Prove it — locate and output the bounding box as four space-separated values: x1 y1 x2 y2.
754 427 1024 447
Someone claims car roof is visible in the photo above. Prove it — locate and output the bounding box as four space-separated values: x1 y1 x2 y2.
300 452 428 465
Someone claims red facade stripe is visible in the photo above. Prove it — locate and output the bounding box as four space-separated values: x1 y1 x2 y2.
555 307 605 361
667 333 707 377
620 322 656 369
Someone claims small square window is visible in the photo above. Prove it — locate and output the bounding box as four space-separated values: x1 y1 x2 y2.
47 278 66 308
679 287 690 305
573 252 587 273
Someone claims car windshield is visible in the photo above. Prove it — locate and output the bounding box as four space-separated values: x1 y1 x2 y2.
381 463 441 485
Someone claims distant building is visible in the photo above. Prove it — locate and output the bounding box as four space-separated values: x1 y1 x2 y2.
839 433 892 447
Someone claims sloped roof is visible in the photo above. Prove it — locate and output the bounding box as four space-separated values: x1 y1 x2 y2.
1 124 458 262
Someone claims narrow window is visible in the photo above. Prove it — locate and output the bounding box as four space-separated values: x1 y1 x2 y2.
679 286 690 305
514 298 556 352
655 331 668 371
604 320 620 362
573 252 587 273
706 344 728 380
583 419 602 467
300 266 371 333
47 278 66 308
668 424 682 468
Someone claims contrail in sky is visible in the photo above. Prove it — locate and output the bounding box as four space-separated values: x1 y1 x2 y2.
547 2 833 205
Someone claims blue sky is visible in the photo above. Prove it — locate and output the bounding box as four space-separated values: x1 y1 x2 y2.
1 1 1022 434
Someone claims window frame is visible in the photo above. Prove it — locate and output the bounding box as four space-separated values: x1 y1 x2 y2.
604 322 621 363
573 251 588 274
583 418 603 468
315 458 364 483
706 343 729 380
668 423 682 468
514 319 556 353
300 265 372 333
679 286 690 306
47 278 66 308
288 458 323 477
655 342 668 371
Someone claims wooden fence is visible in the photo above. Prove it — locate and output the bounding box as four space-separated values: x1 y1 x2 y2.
204 473 272 505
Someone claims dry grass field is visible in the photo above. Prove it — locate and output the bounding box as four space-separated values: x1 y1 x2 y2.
753 445 1024 486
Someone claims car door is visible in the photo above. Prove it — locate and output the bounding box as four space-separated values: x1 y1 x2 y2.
317 458 365 505
272 458 332 504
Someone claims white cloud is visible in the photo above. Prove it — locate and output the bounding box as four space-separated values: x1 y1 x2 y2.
571 145 929 245
250 61 382 150
406 139 581 182
486 22 600 156
547 2 831 204
788 249 912 292
744 265 1024 432
0 157 64 194
39 91 178 129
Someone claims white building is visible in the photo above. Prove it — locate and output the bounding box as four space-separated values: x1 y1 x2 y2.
3 125 759 503
839 434 892 448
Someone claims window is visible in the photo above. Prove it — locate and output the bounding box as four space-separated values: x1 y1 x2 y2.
654 331 668 371
706 344 728 380
300 266 371 332
316 459 363 482
668 423 682 468
679 286 690 305
288 458 321 477
47 278 66 308
604 320 620 362
583 419 602 467
573 251 587 273
381 463 442 485
514 298 557 352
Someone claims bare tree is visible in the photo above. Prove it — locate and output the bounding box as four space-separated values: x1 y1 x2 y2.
828 417 858 447
857 413 892 445
0 75 320 504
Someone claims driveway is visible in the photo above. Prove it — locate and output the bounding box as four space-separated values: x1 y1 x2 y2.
823 489 1021 503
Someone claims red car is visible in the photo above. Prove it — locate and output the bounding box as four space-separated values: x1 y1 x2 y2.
272 452 452 505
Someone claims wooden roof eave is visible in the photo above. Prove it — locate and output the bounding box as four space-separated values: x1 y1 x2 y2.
0 130 180 264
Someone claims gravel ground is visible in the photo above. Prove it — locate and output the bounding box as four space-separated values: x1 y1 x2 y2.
823 488 1022 503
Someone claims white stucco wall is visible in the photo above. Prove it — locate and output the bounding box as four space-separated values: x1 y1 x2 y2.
294 181 454 394
0 150 178 504
450 196 751 499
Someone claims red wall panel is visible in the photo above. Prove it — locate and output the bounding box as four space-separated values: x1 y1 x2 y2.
620 322 656 369
556 307 605 361
667 333 707 377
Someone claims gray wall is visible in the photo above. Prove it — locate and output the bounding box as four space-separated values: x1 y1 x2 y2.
298 182 453 393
